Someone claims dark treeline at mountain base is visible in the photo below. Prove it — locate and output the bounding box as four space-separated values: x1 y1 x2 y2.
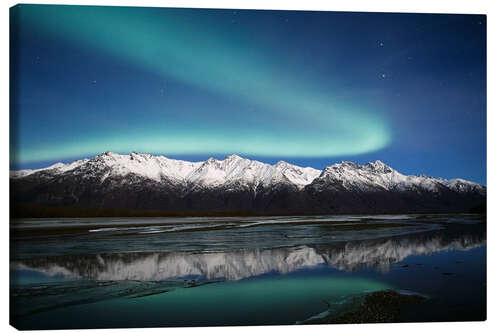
10 204 261 219
10 203 486 219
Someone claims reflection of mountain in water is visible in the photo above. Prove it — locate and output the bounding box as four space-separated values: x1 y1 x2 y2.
13 227 485 281
318 229 485 272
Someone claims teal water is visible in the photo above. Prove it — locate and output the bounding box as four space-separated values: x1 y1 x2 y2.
15 274 390 329
10 214 486 329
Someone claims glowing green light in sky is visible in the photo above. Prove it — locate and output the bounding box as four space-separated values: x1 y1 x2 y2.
12 5 391 164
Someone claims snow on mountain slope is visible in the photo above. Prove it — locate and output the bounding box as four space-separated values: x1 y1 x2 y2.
84 152 203 182
10 169 35 178
317 160 485 194
11 152 320 189
10 152 485 195
275 161 321 186
184 154 318 189
10 159 89 178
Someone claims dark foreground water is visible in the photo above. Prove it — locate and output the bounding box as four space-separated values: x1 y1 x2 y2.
10 214 486 329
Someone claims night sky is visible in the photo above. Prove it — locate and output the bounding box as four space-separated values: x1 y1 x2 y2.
10 5 486 184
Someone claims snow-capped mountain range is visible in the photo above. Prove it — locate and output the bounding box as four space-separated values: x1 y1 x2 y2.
11 152 322 187
10 152 486 215
10 151 483 192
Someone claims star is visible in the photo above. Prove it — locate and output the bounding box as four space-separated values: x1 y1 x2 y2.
92 80 97 84
381 73 386 79
379 41 384 47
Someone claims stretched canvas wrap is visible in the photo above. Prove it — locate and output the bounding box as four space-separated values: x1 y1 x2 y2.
9 3 486 330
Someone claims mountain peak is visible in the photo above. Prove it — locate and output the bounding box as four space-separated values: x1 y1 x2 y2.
129 151 153 161
224 154 245 162
340 161 360 168
101 151 119 157
274 160 291 168
130 151 151 157
48 162 66 169
364 160 393 173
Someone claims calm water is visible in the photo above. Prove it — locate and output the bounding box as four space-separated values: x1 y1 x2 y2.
10 214 486 329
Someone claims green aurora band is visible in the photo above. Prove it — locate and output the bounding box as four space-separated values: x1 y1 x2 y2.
12 5 391 163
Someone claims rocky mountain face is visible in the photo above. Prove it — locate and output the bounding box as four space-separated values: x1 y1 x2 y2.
10 152 486 214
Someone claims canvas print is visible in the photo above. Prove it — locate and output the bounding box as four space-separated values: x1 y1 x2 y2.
9 4 486 330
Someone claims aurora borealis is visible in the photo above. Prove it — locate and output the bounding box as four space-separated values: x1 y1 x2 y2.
10 5 486 183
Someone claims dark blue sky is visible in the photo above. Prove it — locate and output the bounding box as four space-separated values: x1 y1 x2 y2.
10 5 486 184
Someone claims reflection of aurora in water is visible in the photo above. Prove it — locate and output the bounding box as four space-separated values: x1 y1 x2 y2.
12 225 485 281
11 274 392 325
